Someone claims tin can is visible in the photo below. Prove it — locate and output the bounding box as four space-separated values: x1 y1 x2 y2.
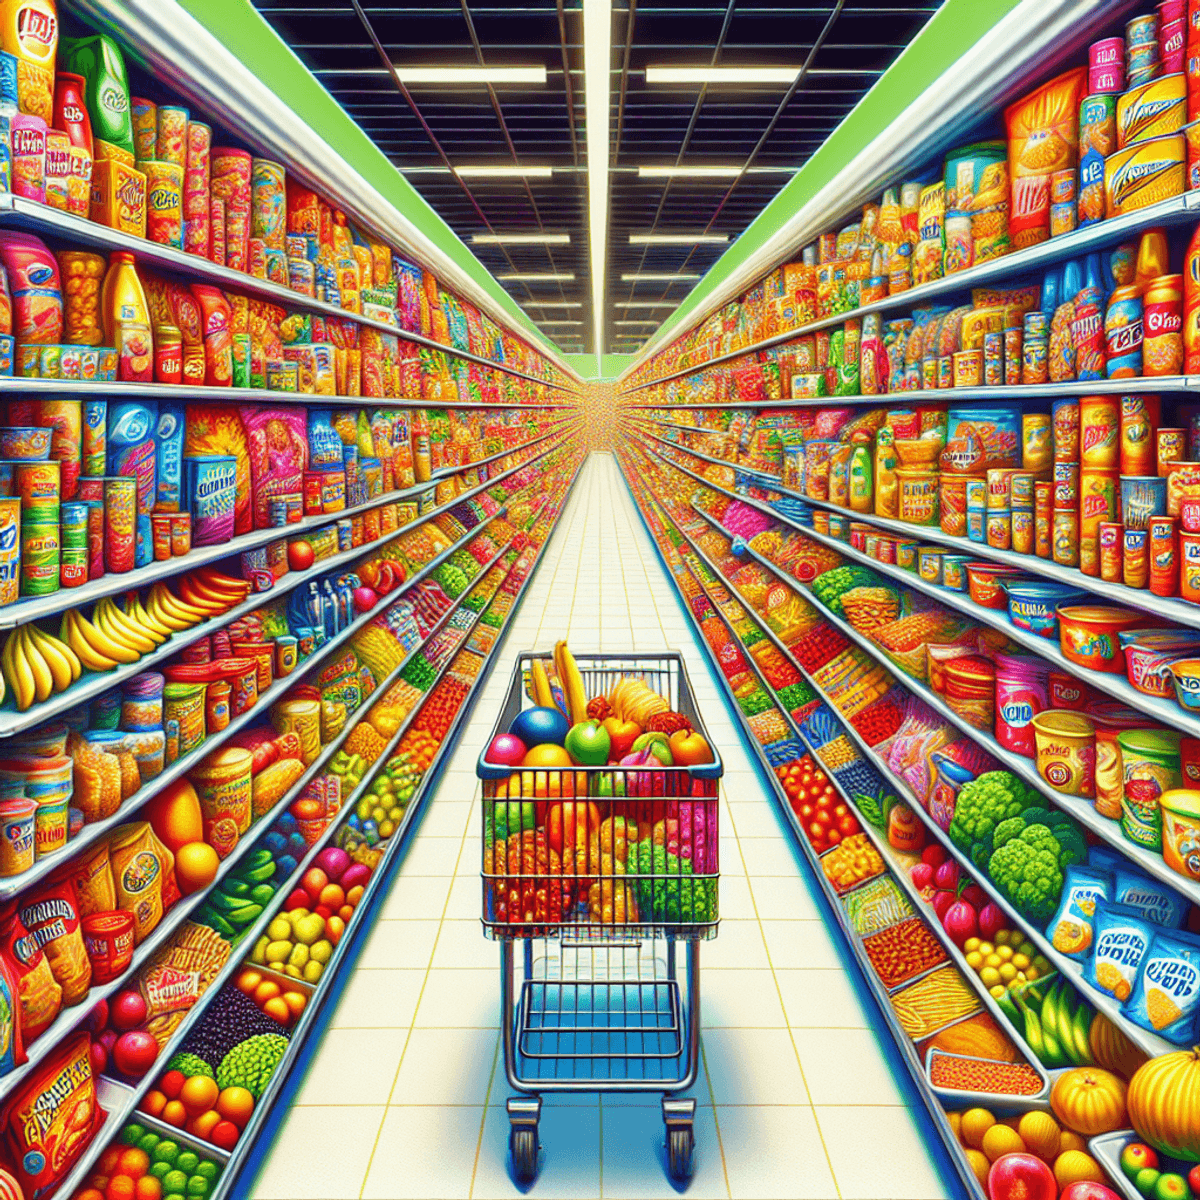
1128 11 1160 47
1120 393 1161 475
232 332 250 390
1004 327 1022 386
1052 397 1080 461
1159 426 1187 473
15 461 60 524
130 96 157 163
1125 527 1151 587
351 514 364 546
84 501 103 582
20 524 59 596
1080 468 1121 575
56 504 85 554
1011 507 1034 554
1145 273 1185 374
170 513 191 556
1054 461 1080 509
1010 471 1035 510
205 680 231 735
1054 509 1080 567
1050 201 1077 237
1163 18 1187 72
1035 509 1052 558
104 476 137 574
1183 529 1200 599
983 330 1004 385
967 508 985 542
59 544 86 588
987 510 1012 550
302 471 323 516
336 518 352 551
0 498 18 606
1105 285 1144 376
1022 414 1052 473
209 196 226 266
1023 313 1049 384
1091 64 1125 94
144 160 183 250
151 513 172 561
1080 394 1120 467
1150 514 1180 594
274 635 297 678
1100 521 1124 581
156 106 188 169
1092 34 1124 71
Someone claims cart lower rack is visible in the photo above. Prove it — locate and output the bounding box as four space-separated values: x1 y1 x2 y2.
477 651 722 1184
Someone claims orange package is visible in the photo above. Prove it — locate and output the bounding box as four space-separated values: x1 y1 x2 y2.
1005 67 1087 249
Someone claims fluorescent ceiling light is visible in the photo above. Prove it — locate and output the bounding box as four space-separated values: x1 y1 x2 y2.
394 66 546 84
522 301 583 308
541 319 584 325
584 0 612 367
498 272 575 281
617 301 678 308
636 165 794 178
629 233 728 245
646 66 798 84
472 232 570 244
455 165 553 178
621 272 700 282
615 320 659 326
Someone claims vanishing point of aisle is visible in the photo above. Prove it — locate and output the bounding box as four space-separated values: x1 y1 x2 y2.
248 453 950 1200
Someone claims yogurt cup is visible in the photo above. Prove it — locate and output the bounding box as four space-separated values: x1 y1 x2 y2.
1169 657 1200 710
1120 629 1200 697
966 562 1027 609
1160 788 1200 880
1118 727 1182 851
0 797 35 877
1033 710 1096 798
1002 580 1089 639
1057 604 1144 672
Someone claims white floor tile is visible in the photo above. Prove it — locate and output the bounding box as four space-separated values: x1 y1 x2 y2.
791 1027 911 1107
293 1026 410 1106
775 968 873 1029
329 968 426 1030
472 1101 602 1198
715 1105 838 1200
414 966 497 1027
701 1028 810 1106
390 1026 500 1106
701 968 787 1028
250 1105 383 1199
361 1104 486 1198
378 871 454 919
600 1103 729 1199
817 1105 951 1199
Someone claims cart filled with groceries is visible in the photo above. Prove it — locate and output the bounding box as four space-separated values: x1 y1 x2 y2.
477 642 721 1183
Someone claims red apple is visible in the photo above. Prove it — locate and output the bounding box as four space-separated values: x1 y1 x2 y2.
87 999 109 1035
287 540 314 571
920 845 947 868
90 1040 108 1075
303 867 329 900
932 860 959 891
352 586 378 613
486 733 527 766
112 1030 159 1078
284 887 310 911
1189 1166 1200 1196
910 862 934 891
110 990 148 1031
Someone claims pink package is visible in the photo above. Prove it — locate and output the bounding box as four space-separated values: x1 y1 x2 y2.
240 406 308 529
184 404 253 535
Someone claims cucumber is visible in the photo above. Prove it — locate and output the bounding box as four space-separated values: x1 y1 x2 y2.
250 884 276 906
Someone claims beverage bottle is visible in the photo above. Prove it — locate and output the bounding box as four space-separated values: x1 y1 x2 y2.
1136 228 1170 286
1144 274 1184 377
52 72 92 155
1040 266 1061 316
848 435 873 513
1185 223 1200 373
411 409 432 483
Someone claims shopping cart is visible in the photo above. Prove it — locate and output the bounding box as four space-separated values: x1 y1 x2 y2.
478 652 721 1184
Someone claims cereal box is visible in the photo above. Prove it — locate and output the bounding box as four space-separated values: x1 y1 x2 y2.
90 157 146 238
183 454 237 546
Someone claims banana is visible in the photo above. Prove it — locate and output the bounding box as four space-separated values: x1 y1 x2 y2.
126 594 174 641
183 576 234 607
96 598 158 655
4 628 35 711
531 658 554 708
189 572 248 602
20 626 54 703
74 608 140 665
556 640 588 725
195 567 249 591
63 611 119 672
178 578 228 613
152 583 207 624
112 595 166 646
145 588 191 632
27 624 76 690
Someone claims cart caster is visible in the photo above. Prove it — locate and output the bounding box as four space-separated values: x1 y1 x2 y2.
508 1095 541 1186
663 1096 696 1182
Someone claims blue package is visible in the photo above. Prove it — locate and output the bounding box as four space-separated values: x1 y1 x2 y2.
154 402 186 511
0 51 16 107
0 109 10 194
308 408 342 468
1114 867 1189 929
182 455 237 546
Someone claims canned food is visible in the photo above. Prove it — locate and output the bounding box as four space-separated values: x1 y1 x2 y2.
1125 527 1151 587
1100 522 1124 581
1159 426 1187 473
1150 514 1179 595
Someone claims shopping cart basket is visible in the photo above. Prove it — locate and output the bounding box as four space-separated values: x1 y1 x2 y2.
478 652 721 1184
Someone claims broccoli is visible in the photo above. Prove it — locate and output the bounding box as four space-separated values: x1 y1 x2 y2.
630 839 716 925
992 816 1027 850
987 824 1064 924
166 1052 214 1079
948 771 1034 860
1019 807 1054 828
216 1033 289 1099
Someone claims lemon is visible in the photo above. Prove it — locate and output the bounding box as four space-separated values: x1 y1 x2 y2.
997 945 1013 962
978 942 994 957
999 963 1017 982
963 937 981 953
1012 953 1030 970
965 951 983 969
985 954 1001 969
989 984 1007 999
981 1124 1025 1163
959 1108 995 1150
980 966 1001 987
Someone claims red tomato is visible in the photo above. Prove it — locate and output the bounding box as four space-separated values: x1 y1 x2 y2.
833 804 848 819
798 804 814 821
837 815 859 836
825 828 843 846
812 771 827 787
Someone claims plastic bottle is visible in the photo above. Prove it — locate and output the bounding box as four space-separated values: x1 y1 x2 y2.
1185 223 1200 373
411 409 432 483
1040 266 1061 316
848 434 873 513
1136 227 1170 286
101 250 150 344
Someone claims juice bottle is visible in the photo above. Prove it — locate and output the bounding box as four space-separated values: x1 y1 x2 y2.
848 434 873 512
411 409 432 483
101 250 150 344
1135 227 1169 286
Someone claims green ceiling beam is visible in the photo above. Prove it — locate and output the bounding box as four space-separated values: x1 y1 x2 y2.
166 0 556 353
631 0 1025 360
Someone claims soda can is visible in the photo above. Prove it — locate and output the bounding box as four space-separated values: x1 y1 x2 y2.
336 518 352 551
1129 10 1160 46
1051 201 1077 237
1054 460 1080 509
155 325 182 385
59 545 86 588
0 498 18 605
16 461 60 524
1080 468 1120 575
1091 35 1124 71
1011 507 1034 554
1100 521 1124 581
1004 327 1023 386
1080 394 1120 467
144 160 183 250
82 399 106 478
1124 526 1151 587
1121 393 1161 475
1150 514 1180 594
20 524 59 596
983 329 1004 385
1053 509 1080 566
86 500 104 581
1090 64 1125 94
209 196 226 266
1105 285 1144 376
1159 426 1187 472
60 501 87 549
225 206 251 272
151 513 172 561
1163 18 1186 73
303 471 323 516
232 333 251 390
156 105 189 169
104 476 137 574
130 97 157 163
170 513 191 556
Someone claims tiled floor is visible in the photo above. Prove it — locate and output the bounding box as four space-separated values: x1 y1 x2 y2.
249 453 959 1200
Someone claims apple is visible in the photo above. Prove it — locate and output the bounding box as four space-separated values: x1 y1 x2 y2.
110 990 148 1031
601 717 640 761
1136 1169 1162 1198
87 999 109 1035
302 867 329 900
486 733 527 766
112 1030 159 1078
288 539 314 571
564 720 611 766
1122 1145 1160 1182
1188 1166 1200 1196
910 862 934 891
1059 1185 1124 1200
1153 1176 1191 1200
668 728 712 766
90 1040 108 1075
352 586 378 613
932 859 959 891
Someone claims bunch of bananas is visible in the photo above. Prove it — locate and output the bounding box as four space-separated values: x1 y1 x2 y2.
606 676 670 726
0 624 82 710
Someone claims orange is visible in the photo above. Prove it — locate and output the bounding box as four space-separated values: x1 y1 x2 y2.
145 778 204 853
99 1148 122 1175
106 1177 136 1200
262 996 291 1025
521 744 573 769
79 1190 106 1200
253 980 281 1005
141 1090 167 1119
135 1178 162 1200
216 1087 255 1128
180 1074 220 1118
116 1148 150 1179
236 969 263 995
188 1110 222 1140
174 842 219 895
282 991 307 1018
161 1100 187 1128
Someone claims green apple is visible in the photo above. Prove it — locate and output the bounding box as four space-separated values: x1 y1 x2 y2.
564 720 611 766
1153 1175 1191 1200
595 772 626 798
632 731 673 766
1136 1168 1163 1199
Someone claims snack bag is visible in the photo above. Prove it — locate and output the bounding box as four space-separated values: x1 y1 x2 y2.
0 903 60 1041
108 821 180 944
17 878 91 1005
0 950 23 1076
1122 927 1200 1044
1083 902 1153 1002
185 404 252 536
241 406 308 529
1005 67 1087 249
1114 867 1189 928
1048 865 1112 959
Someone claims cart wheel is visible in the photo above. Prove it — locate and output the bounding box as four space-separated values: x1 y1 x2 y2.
667 1124 694 1181
510 1124 539 1185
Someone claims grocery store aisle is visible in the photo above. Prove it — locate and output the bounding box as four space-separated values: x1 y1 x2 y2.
249 453 954 1200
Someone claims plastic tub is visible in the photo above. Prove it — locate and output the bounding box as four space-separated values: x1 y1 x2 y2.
1160 788 1200 880
1120 630 1200 697
1117 727 1182 851
966 562 1027 609
1032 710 1096 797
994 651 1049 758
1002 580 1089 639
1169 657 1200 710
1057 604 1143 672
1093 703 1161 820
942 554 972 592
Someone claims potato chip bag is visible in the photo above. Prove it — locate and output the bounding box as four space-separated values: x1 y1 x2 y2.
1084 902 1153 1002
0 950 24 1075
1048 865 1111 959
185 404 252 535
0 904 60 1041
108 821 179 944
17 879 91 1005
240 406 307 530
1114 867 1189 928
1005 67 1087 248
1122 927 1200 1044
